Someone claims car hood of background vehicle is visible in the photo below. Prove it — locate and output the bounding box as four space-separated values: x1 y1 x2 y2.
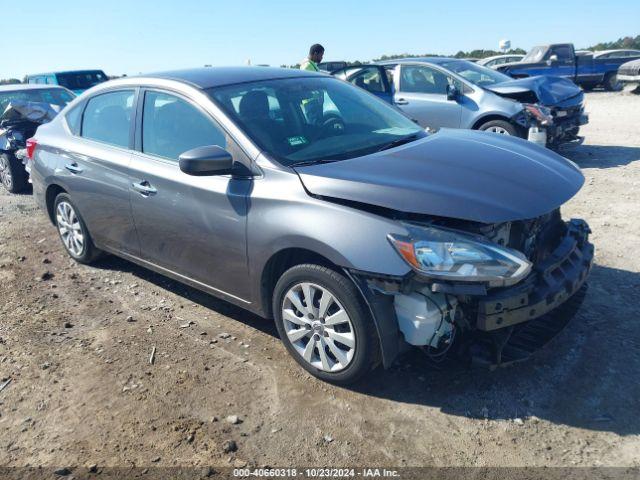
485 76 582 106
293 130 584 224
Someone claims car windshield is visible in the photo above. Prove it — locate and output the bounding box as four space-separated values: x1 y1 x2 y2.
56 71 108 90
208 77 426 166
439 60 512 86
522 46 547 63
0 88 75 112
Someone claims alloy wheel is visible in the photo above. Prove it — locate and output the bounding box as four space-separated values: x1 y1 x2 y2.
486 126 511 135
281 282 356 372
0 156 12 190
56 201 85 256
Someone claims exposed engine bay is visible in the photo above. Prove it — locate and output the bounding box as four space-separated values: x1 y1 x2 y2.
352 209 593 368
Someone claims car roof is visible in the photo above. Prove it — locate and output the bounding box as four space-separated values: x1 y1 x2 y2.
0 83 69 92
593 49 640 57
376 57 457 66
144 67 323 89
481 54 523 61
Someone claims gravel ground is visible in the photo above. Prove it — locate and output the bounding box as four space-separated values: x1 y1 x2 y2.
0 91 639 471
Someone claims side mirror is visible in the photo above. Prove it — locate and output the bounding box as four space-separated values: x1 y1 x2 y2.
178 145 233 176
546 54 558 66
446 84 459 101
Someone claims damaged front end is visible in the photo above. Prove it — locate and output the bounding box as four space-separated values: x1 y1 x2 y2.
0 100 62 182
489 79 589 147
348 210 594 369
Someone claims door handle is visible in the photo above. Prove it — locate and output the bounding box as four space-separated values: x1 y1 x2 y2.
132 180 157 196
395 98 409 105
64 162 83 174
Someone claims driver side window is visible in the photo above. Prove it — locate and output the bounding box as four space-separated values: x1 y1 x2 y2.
399 65 451 94
142 91 226 162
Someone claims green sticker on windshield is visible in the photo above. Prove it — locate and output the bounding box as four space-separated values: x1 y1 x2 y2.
287 136 308 146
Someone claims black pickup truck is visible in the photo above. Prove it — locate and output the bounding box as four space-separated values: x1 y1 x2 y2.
497 43 640 91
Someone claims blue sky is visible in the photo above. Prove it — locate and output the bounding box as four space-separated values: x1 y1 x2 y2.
5 0 638 79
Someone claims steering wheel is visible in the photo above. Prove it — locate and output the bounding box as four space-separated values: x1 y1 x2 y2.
319 114 345 138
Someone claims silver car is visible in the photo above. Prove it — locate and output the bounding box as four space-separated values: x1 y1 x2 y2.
28 67 593 384
333 58 587 146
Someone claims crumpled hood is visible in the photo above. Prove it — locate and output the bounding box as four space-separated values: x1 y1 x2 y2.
0 100 60 126
294 130 584 224
485 75 582 106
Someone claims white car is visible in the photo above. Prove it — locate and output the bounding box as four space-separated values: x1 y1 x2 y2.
618 59 640 85
477 54 525 69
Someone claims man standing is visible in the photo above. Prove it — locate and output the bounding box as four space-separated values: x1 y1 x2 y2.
300 44 324 71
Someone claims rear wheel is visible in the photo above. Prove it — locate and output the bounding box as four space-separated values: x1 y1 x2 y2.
0 153 28 193
603 72 622 92
272 264 378 385
54 193 103 264
478 119 517 136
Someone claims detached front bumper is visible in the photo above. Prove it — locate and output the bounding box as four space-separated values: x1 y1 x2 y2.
471 219 593 367
546 112 588 145
477 219 593 331
351 219 593 369
515 106 588 146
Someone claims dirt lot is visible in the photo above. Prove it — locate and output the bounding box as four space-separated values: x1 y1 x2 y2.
0 91 639 472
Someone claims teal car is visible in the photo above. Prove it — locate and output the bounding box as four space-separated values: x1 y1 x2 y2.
26 70 108 95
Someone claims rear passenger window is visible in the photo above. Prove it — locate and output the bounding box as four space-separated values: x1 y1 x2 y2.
65 103 83 135
81 90 134 148
349 67 386 93
142 91 226 161
400 65 452 94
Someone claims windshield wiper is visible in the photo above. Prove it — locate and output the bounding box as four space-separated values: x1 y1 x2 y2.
289 158 341 168
376 134 419 152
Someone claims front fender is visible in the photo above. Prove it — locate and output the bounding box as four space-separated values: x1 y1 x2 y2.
246 166 411 311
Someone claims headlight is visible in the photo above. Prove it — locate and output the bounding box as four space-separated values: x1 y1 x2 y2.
524 104 553 126
388 224 532 287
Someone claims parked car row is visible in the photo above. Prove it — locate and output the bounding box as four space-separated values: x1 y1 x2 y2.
496 43 640 91
20 67 594 384
3 53 599 196
332 57 587 147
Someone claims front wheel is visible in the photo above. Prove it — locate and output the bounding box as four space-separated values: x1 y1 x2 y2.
478 119 517 136
0 153 28 193
272 264 378 385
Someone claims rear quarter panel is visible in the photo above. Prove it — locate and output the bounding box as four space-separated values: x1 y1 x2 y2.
31 122 65 216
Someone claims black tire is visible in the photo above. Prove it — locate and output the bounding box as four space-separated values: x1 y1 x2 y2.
603 72 622 92
53 193 103 264
477 119 518 137
272 264 379 385
581 83 596 92
0 152 29 193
